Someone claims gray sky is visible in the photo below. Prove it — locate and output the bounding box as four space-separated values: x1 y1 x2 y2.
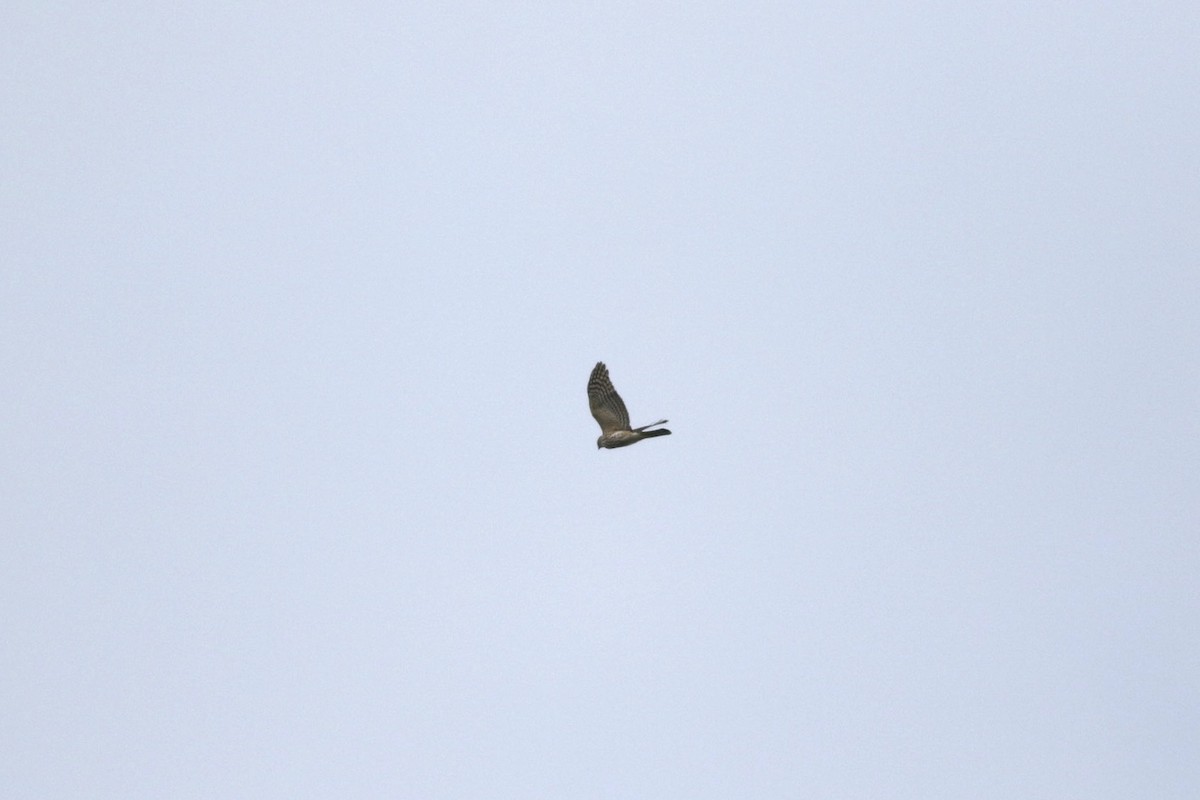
3 3 1197 797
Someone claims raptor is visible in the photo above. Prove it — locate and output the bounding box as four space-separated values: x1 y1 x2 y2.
587 362 672 449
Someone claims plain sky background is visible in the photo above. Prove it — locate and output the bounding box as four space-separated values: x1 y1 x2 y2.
3 2 1197 797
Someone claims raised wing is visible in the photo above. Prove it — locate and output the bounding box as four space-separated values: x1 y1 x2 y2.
587 361 631 434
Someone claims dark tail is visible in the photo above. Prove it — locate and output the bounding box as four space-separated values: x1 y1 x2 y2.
641 427 671 438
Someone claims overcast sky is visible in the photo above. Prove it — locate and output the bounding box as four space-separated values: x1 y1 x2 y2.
3 3 1197 798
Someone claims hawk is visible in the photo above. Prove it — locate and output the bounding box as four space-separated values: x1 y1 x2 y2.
588 361 671 449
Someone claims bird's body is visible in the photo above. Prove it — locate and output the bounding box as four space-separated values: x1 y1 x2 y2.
588 362 671 449
593 427 672 449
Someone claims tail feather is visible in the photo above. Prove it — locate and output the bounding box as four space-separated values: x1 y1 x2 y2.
640 427 671 438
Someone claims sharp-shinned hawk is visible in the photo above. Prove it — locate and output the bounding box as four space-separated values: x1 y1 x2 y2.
588 361 671 449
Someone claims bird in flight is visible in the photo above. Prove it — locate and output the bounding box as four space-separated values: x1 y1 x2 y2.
588 362 671 449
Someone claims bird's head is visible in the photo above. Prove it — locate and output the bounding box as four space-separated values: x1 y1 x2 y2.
596 437 604 449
